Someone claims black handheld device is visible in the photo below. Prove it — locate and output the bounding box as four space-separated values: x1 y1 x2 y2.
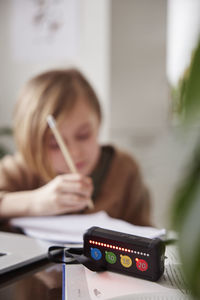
83 226 165 281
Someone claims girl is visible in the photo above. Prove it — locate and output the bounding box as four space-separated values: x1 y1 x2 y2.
0 68 151 226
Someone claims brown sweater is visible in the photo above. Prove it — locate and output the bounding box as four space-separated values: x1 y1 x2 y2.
0 145 151 226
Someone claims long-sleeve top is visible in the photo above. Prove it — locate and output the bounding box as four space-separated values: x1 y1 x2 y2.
0 145 151 226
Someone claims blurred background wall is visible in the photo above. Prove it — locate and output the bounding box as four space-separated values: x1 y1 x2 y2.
0 0 199 228
0 0 110 140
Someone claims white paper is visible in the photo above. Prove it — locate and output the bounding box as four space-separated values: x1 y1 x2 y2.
10 211 166 244
64 246 191 300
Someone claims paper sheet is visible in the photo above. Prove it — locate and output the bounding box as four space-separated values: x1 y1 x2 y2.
10 211 166 244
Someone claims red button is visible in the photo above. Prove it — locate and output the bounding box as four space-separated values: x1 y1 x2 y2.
136 259 148 271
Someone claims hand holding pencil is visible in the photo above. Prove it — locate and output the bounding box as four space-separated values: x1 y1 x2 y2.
47 115 94 210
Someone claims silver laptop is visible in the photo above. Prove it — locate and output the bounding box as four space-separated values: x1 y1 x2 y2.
0 231 48 279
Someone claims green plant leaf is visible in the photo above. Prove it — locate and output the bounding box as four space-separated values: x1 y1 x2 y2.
0 127 13 136
0 145 10 158
182 38 200 123
171 142 200 230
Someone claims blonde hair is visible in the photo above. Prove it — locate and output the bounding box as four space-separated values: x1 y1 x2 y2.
14 68 101 181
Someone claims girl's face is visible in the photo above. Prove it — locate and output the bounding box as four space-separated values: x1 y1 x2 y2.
46 100 101 176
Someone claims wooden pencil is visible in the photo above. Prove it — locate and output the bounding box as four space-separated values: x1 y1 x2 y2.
47 115 94 210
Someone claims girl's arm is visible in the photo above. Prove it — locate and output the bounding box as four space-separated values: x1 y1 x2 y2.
0 173 93 218
0 190 37 217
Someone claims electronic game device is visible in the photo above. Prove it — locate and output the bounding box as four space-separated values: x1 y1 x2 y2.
83 226 166 281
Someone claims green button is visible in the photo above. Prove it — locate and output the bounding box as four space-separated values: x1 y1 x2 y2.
105 251 117 264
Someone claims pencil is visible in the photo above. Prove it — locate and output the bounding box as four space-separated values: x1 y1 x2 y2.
47 115 94 210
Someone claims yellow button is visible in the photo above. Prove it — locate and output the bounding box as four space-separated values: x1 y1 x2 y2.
120 255 132 268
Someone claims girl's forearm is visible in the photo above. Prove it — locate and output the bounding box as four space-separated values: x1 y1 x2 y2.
0 190 37 218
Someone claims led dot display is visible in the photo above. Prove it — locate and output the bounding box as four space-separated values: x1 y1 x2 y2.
89 240 149 256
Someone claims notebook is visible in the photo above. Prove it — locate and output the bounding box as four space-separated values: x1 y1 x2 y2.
10 211 166 244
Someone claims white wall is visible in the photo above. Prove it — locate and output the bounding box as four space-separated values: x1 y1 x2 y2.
0 0 111 142
167 0 200 86
109 0 200 229
110 0 171 228
111 0 168 132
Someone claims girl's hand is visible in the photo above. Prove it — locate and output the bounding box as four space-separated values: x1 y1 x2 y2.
31 173 93 216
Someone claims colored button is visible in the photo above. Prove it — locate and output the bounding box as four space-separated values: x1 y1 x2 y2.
90 248 102 260
120 255 132 268
135 259 148 271
105 251 117 264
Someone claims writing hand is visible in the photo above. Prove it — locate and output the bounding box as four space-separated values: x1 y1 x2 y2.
32 173 93 216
